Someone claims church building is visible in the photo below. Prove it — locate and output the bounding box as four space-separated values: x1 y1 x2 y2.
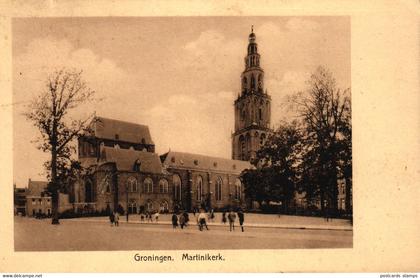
70 28 272 214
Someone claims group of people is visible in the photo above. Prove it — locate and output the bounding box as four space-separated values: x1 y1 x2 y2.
172 208 245 232
109 211 120 226
108 207 245 232
171 211 190 229
140 211 160 222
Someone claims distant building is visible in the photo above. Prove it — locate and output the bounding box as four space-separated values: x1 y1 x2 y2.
25 179 52 217
14 184 27 215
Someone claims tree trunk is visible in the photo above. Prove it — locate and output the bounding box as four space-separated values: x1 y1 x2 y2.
51 117 60 225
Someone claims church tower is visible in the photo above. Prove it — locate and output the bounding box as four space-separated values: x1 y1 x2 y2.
232 27 272 161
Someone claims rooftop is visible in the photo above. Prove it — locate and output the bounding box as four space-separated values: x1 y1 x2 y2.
99 146 163 174
160 151 252 174
90 116 154 145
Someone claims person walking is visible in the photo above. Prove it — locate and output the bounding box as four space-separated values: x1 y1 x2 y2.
109 211 115 226
222 211 227 225
154 211 160 223
198 209 209 231
237 209 245 232
209 209 215 222
171 212 178 229
114 211 120 227
182 211 189 226
228 210 236 231
179 213 186 229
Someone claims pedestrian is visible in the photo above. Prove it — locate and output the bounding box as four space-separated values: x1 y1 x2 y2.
237 209 245 232
228 210 236 231
222 211 227 225
182 211 189 226
154 211 159 222
209 209 215 222
109 211 115 226
198 209 209 231
179 213 186 229
140 213 145 222
114 211 120 227
171 213 178 229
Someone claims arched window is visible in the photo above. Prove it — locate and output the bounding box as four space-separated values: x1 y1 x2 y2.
127 176 138 192
173 174 182 201
260 133 266 146
144 177 153 193
251 74 255 89
196 176 203 201
246 133 251 151
85 179 93 203
215 177 222 201
239 135 245 160
235 178 242 200
259 107 262 121
159 178 169 194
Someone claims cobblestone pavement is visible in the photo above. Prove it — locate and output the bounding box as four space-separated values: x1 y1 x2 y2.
14 216 352 251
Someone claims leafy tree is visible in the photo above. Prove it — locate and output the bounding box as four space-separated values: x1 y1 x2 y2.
294 66 351 212
25 69 95 224
242 121 301 211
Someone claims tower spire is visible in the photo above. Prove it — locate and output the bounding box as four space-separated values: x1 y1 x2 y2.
251 25 253 33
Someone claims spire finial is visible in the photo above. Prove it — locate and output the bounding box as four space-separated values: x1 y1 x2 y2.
251 25 254 33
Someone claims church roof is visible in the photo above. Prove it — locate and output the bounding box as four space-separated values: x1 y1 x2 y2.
91 116 154 145
160 151 252 174
99 146 163 174
27 180 48 197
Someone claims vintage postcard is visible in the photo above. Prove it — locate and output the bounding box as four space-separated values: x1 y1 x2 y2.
0 0 419 273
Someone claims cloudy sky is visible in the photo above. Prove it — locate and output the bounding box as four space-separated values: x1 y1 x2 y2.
13 17 350 186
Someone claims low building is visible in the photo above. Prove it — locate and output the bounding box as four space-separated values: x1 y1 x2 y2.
25 179 52 217
14 184 28 215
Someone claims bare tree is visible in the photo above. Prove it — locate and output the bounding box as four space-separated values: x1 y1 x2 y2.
25 69 95 224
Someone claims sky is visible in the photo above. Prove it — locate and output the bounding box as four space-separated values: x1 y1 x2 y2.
12 17 350 187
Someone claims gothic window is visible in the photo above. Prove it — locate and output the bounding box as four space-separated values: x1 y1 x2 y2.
246 133 251 151
85 179 93 203
241 109 246 121
215 177 222 201
159 178 169 194
259 108 262 121
251 75 255 90
239 135 245 160
127 176 138 192
196 176 203 201
173 174 182 201
144 177 153 193
260 133 266 146
235 178 242 200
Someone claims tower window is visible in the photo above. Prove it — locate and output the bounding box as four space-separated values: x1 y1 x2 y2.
115 134 119 140
259 108 262 121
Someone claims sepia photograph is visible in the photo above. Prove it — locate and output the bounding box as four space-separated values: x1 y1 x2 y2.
12 16 353 251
